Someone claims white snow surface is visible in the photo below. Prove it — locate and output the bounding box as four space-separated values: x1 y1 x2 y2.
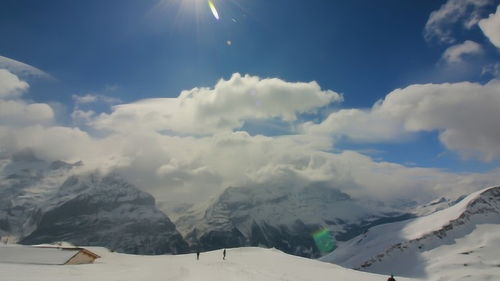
321 186 500 280
0 246 415 281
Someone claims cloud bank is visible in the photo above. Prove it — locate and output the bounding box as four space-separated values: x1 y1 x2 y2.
304 80 500 161
1 64 500 205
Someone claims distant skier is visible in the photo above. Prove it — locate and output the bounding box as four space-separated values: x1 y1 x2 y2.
387 274 396 281
196 249 200 260
223 248 226 260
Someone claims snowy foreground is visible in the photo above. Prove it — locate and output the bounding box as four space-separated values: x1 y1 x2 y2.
0 247 414 281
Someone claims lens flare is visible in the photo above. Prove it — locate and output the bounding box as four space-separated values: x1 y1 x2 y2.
312 228 336 254
208 0 220 20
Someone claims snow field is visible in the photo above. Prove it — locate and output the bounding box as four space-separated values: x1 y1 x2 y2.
0 247 416 281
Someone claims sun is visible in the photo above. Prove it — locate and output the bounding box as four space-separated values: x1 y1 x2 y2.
153 0 248 47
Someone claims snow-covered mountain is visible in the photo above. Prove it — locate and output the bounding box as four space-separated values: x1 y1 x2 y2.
173 183 413 258
0 150 79 241
321 186 500 280
20 173 189 254
0 151 188 254
409 194 468 217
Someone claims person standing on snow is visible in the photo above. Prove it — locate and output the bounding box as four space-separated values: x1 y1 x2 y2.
223 248 226 260
196 249 200 260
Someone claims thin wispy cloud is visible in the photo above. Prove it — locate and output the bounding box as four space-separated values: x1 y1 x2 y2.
0 56 52 80
441 40 483 64
424 0 494 44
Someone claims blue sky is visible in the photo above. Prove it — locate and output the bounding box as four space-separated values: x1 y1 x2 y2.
1 0 500 202
0 0 468 103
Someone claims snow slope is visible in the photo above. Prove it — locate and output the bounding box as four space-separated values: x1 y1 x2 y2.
321 186 500 280
0 246 415 281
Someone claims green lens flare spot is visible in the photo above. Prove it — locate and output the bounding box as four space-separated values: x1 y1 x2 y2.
312 228 336 254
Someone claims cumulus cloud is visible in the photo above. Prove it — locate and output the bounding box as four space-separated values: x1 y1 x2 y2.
0 125 96 162
0 69 29 98
479 4 500 48
441 40 483 63
0 55 51 79
0 100 54 127
0 69 54 126
305 80 500 161
424 0 493 44
93 73 342 135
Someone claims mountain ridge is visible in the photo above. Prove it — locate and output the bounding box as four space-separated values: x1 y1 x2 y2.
321 185 500 279
0 154 189 254
174 183 414 257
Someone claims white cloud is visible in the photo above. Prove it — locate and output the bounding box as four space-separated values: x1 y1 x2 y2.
0 55 51 79
72 94 122 105
305 80 500 161
0 69 29 98
441 40 483 63
2 119 499 204
0 69 54 126
0 100 54 127
302 108 406 143
482 62 500 77
73 94 98 104
424 0 493 44
71 109 96 124
0 125 95 162
479 4 500 48
87 131 500 203
93 73 342 135
1 71 499 206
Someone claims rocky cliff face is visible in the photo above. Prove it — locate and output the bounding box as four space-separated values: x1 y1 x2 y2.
175 183 412 258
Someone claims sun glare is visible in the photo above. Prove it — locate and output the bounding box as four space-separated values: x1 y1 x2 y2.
208 0 220 20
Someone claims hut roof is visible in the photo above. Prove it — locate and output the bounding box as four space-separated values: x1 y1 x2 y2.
0 245 100 265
